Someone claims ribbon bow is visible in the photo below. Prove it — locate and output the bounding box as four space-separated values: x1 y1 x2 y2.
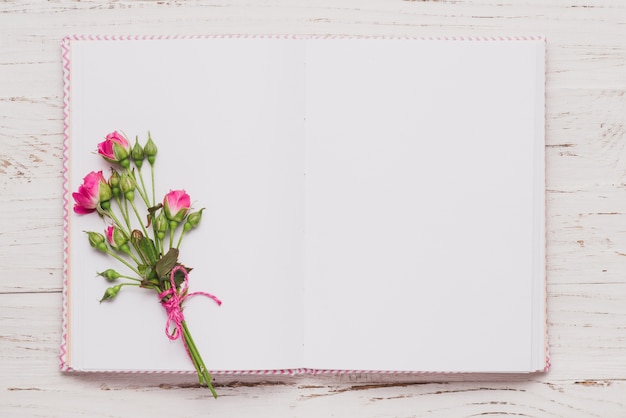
159 265 222 342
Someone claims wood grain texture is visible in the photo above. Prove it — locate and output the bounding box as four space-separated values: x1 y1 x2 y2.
1 0 625 416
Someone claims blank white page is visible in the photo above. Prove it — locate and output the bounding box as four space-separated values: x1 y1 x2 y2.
303 38 545 372
67 38 306 372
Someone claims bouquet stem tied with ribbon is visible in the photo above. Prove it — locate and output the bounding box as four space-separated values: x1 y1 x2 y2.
72 131 221 398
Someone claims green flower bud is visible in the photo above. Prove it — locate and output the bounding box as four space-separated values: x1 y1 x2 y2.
108 170 121 198
120 244 132 256
120 173 135 201
132 136 145 169
98 269 121 282
109 170 121 188
86 231 108 252
183 209 204 232
144 132 158 165
99 284 123 302
154 211 169 240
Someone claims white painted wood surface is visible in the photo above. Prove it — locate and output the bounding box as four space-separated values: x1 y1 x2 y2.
1 0 625 416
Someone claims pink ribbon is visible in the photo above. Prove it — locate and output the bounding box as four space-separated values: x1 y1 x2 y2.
159 265 222 343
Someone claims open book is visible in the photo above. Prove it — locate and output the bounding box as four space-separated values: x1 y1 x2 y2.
61 35 547 374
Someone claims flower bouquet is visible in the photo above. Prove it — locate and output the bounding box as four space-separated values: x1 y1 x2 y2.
72 131 221 398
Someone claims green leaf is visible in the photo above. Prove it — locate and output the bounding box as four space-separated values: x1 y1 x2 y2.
145 204 163 228
139 237 159 267
172 264 193 288
156 248 179 280
146 266 157 281
137 264 157 281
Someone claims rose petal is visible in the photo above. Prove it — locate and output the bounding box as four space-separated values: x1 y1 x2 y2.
73 204 96 214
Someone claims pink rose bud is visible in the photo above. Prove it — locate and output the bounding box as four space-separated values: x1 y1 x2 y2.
163 190 191 223
97 131 131 168
106 225 125 248
72 171 112 214
106 225 131 254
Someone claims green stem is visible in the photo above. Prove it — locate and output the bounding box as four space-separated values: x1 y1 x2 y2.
97 205 131 238
126 168 150 207
117 282 140 291
154 228 162 257
136 168 150 209
150 164 156 207
182 320 217 398
118 274 141 282
141 284 161 293
121 247 143 267
104 249 140 276
107 207 129 236
123 199 132 233
115 196 131 232
129 200 149 238
176 228 186 249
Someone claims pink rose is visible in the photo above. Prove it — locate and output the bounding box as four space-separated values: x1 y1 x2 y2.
163 190 191 223
97 131 131 165
72 171 112 214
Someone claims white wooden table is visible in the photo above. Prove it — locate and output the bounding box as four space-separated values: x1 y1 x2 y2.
1 1 625 416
